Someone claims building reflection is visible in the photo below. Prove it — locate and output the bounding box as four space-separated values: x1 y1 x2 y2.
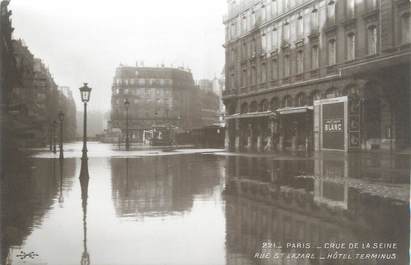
111 155 222 218
1 155 76 263
224 154 409 265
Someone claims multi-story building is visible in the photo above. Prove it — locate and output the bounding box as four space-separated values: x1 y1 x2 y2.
223 0 410 152
197 79 221 127
110 65 202 142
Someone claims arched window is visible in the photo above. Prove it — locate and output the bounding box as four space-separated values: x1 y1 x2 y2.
250 101 258 112
367 25 377 55
270 97 280 111
240 102 249 113
296 93 307 106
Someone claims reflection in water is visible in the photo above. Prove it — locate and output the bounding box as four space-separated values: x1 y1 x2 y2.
79 159 90 265
1 153 76 263
111 155 222 218
1 149 409 265
224 154 409 265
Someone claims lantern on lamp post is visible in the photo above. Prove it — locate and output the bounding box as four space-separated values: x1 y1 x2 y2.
79 83 92 161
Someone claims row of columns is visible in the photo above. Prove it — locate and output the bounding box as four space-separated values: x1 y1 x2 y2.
225 116 312 152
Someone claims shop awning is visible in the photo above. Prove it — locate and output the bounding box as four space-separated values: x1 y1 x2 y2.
225 111 277 120
276 106 313 115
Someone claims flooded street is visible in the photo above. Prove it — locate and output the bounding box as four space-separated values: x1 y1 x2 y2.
1 143 409 265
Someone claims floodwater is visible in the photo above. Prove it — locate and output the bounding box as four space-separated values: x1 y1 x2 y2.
1 143 409 265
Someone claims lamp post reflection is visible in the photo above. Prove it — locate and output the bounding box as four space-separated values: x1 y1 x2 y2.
49 123 53 151
58 159 64 207
79 159 90 265
58 111 65 160
52 120 57 154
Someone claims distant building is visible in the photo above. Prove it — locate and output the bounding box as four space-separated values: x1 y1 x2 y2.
223 0 410 152
109 65 202 142
197 79 221 127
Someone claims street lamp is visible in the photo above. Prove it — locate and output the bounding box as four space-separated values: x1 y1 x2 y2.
53 120 57 154
79 83 92 161
124 98 130 151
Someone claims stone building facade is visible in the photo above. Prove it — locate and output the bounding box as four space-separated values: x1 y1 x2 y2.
110 66 202 142
223 0 410 152
1 3 77 149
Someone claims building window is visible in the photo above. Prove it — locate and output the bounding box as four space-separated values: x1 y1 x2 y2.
327 1 336 24
262 33 267 52
401 13 411 44
251 10 256 27
252 66 257 85
296 93 306 106
261 63 267 83
367 25 377 55
297 15 304 39
285 0 290 10
283 55 290 77
271 0 278 17
270 97 280 110
283 22 290 42
124 88 129 94
271 59 278 80
296 50 304 74
311 45 319 69
347 32 356 61
347 0 355 18
271 27 278 50
261 3 267 21
328 39 336 65
311 8 319 31
242 69 247 87
242 14 247 33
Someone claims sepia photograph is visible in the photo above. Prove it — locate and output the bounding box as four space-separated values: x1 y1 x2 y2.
0 0 410 264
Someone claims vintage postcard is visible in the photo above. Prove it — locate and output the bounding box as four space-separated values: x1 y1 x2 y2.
1 0 410 264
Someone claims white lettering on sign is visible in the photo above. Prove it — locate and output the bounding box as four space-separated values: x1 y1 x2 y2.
324 119 343 132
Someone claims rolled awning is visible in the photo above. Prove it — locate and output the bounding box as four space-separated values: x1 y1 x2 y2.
225 111 277 120
276 106 313 115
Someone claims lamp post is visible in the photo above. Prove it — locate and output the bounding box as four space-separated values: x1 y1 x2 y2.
79 83 92 162
53 120 57 154
124 98 130 151
58 111 65 159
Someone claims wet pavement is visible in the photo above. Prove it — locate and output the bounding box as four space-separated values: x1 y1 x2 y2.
1 142 409 265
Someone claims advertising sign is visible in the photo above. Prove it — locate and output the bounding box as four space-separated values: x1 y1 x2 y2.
322 101 345 150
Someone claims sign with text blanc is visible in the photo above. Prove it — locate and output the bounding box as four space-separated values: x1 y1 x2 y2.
322 101 346 150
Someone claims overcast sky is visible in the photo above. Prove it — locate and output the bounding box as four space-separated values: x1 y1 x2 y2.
10 0 226 112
